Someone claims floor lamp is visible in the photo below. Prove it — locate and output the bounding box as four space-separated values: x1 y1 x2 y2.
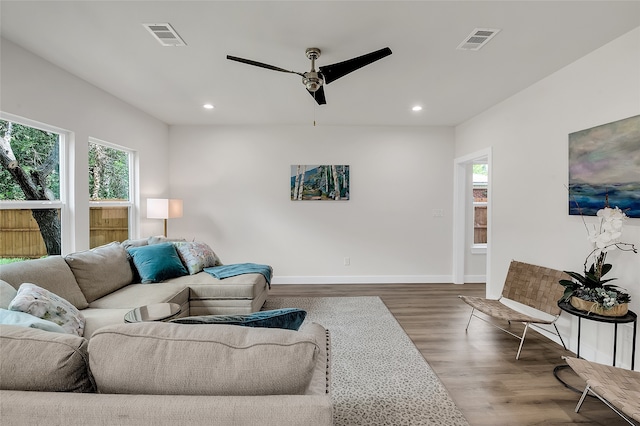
147 198 183 237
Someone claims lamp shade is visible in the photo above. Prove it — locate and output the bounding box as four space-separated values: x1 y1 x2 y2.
147 199 183 219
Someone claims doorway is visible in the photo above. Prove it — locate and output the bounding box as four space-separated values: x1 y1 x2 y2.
453 148 491 287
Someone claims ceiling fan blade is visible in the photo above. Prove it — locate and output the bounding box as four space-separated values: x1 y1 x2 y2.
307 86 326 105
226 55 303 76
319 47 392 85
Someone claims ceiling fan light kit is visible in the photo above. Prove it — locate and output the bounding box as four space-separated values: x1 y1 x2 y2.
227 47 392 105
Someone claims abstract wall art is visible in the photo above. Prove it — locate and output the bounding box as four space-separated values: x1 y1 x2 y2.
568 115 640 217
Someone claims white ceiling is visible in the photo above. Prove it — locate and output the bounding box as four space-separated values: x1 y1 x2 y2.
1 1 639 127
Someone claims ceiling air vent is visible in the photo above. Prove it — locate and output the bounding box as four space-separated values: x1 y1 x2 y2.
456 28 500 51
143 23 187 47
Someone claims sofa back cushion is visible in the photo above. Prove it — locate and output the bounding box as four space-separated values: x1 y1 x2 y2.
65 242 134 303
0 256 89 309
0 324 95 393
89 322 319 396
0 280 18 309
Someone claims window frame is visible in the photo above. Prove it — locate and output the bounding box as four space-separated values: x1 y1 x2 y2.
88 137 137 241
0 111 71 254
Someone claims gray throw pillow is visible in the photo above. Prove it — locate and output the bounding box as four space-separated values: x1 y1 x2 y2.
65 242 133 303
0 257 89 309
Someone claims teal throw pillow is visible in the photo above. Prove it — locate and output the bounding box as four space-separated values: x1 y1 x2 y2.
127 242 188 283
170 308 307 331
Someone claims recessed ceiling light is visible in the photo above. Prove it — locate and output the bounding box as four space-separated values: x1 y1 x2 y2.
412 105 423 112
203 104 214 110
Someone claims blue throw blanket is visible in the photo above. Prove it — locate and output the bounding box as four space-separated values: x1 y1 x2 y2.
204 263 273 288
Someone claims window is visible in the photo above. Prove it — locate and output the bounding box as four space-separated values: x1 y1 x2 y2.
0 114 66 258
472 163 488 248
88 138 135 248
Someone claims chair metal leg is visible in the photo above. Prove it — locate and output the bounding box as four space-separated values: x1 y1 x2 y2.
554 323 567 350
515 323 529 360
461 307 564 361
575 384 637 425
575 384 590 412
465 308 475 331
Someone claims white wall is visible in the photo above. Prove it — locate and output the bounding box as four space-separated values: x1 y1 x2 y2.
168 125 455 283
456 27 640 369
0 38 170 248
5 25 638 368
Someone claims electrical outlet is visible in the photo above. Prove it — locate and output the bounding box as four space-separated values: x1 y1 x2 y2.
344 257 350 266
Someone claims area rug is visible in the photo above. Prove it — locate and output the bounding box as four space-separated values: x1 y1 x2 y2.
263 296 469 426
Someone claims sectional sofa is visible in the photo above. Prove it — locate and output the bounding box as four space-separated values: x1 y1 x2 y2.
0 321 332 425
0 238 270 337
0 239 333 425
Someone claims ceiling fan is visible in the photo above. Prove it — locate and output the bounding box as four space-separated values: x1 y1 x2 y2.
226 47 392 105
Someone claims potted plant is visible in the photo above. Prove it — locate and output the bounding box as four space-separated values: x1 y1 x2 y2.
559 204 637 316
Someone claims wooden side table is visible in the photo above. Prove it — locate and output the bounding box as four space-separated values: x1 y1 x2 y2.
124 303 182 323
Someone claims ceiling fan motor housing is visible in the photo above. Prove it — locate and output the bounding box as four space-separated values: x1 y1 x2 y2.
303 48 323 92
303 72 323 92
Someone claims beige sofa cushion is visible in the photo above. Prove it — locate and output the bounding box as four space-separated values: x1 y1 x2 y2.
0 324 95 393
170 272 267 299
0 256 89 309
0 393 334 426
0 279 18 309
77 308 133 339
88 282 189 309
65 242 133 303
89 322 320 396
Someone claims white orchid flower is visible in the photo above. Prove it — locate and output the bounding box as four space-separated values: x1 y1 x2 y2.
602 220 623 233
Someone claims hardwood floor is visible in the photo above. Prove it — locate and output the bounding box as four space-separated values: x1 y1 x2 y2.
268 283 629 426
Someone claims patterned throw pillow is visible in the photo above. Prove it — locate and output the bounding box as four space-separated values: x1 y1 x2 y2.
173 241 222 275
8 283 85 336
147 235 186 245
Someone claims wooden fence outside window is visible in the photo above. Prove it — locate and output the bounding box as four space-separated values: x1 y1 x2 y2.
0 207 129 258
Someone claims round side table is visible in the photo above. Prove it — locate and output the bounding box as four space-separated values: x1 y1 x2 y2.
558 300 636 369
554 300 637 393
124 303 182 323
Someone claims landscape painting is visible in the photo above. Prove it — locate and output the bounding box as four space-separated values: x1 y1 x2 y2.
291 165 350 201
568 115 640 217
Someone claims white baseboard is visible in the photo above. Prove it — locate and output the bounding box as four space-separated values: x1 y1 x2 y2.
271 275 453 285
463 275 486 283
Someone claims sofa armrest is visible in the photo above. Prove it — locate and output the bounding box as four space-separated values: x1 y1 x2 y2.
0 391 333 426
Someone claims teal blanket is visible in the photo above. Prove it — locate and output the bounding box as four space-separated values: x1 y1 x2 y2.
204 263 273 288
